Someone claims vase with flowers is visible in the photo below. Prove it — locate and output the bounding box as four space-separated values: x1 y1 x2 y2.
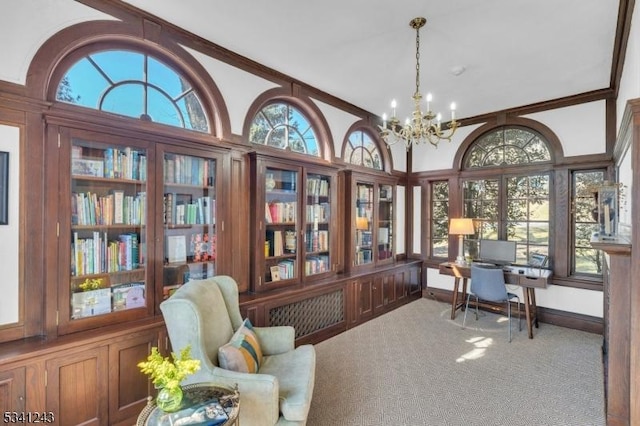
138 345 201 412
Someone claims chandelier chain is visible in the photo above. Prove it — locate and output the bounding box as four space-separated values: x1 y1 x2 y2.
415 25 421 96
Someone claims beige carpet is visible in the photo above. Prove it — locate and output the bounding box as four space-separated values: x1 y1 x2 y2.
307 298 605 426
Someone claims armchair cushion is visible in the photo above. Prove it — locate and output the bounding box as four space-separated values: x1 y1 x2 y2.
218 318 263 373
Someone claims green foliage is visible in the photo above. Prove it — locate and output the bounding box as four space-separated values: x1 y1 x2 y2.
138 345 200 391
56 76 80 103
79 277 105 291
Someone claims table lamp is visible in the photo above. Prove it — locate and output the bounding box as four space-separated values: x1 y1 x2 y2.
449 218 475 265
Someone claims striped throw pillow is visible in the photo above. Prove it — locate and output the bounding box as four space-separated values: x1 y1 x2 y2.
218 318 263 373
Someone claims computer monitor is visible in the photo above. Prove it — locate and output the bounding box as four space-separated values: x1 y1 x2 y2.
478 239 516 266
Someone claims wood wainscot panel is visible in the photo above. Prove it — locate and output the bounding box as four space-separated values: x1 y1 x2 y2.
45 345 109 426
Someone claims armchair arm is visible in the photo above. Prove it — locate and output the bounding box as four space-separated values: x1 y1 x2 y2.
254 326 295 355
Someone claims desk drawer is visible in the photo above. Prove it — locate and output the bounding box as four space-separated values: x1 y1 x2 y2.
439 263 466 277
519 274 547 288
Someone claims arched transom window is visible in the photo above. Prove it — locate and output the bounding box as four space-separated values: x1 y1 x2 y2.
344 130 383 170
56 49 210 132
464 127 551 169
249 102 319 156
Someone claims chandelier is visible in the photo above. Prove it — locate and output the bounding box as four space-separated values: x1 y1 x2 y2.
379 17 459 150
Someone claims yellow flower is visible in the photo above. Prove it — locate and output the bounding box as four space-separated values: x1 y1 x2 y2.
138 345 200 391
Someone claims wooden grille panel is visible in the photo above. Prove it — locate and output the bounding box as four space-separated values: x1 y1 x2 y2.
269 290 344 338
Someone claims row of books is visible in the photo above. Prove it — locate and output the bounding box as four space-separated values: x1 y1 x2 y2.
356 249 373 264
71 282 145 319
305 230 329 252
164 154 215 187
265 201 297 223
306 177 330 197
306 203 330 224
164 193 216 225
72 231 141 276
305 255 330 275
357 184 373 201
273 259 295 280
72 146 147 181
265 230 296 256
356 230 372 247
72 191 146 226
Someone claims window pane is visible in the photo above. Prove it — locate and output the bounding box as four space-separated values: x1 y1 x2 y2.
91 51 144 83
102 83 145 119
464 126 551 169
58 58 107 107
250 102 320 157
430 181 449 258
572 170 605 275
147 87 181 127
148 57 190 99
177 92 209 132
345 130 383 170
56 49 210 132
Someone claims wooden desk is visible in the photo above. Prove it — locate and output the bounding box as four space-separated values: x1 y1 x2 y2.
438 262 551 339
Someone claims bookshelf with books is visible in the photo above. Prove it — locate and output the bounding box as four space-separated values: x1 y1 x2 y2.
63 132 150 334
159 148 222 302
345 171 397 272
55 127 229 335
250 153 337 292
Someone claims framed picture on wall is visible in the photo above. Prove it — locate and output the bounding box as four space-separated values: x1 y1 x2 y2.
0 151 8 225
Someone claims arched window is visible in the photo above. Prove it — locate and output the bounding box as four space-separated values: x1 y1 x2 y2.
460 126 552 264
249 102 319 156
344 130 383 170
464 127 551 168
56 49 210 132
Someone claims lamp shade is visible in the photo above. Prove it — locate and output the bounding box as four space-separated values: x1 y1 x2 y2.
449 218 474 235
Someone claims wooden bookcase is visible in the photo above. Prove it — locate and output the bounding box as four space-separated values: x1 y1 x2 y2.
344 170 398 272
55 126 229 335
155 145 224 306
249 152 338 292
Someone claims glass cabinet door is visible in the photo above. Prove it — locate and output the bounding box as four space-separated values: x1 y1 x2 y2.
304 173 331 276
355 182 374 265
69 138 148 325
264 166 299 283
162 152 217 299
377 184 394 261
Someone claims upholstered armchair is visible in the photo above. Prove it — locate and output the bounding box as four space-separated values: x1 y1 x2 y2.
160 276 316 426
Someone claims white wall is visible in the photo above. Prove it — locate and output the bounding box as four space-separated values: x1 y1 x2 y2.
617 3 640 129
525 101 606 157
0 0 115 84
426 268 603 317
0 125 20 325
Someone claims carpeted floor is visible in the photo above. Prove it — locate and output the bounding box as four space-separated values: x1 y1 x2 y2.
307 298 605 426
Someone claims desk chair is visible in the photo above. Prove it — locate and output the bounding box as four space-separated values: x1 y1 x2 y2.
463 264 522 342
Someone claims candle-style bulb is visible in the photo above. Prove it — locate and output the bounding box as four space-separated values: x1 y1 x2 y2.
450 102 456 120
426 93 433 111
382 113 387 129
391 99 397 118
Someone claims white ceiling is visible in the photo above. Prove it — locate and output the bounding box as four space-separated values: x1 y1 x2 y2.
121 0 620 122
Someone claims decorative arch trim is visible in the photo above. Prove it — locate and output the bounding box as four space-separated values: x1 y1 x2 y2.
242 87 335 162
453 116 565 170
25 19 231 140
